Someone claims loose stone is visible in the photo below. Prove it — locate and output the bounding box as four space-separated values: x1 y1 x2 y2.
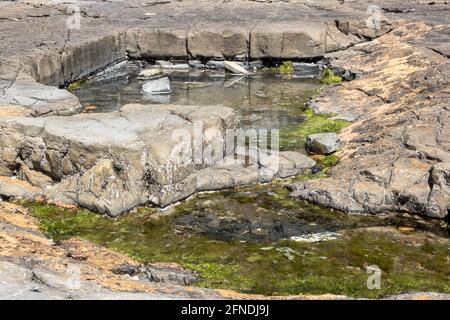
305 133 340 155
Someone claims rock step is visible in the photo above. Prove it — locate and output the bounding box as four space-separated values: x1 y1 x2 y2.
0 103 315 216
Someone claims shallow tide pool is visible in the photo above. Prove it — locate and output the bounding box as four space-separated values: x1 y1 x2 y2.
41 61 450 298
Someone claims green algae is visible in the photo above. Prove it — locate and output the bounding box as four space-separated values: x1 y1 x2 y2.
321 68 343 85
67 79 86 92
280 108 349 152
16 188 449 298
278 61 295 75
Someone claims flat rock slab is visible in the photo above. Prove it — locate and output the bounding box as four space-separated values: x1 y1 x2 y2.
142 77 171 94
0 103 314 216
0 80 82 117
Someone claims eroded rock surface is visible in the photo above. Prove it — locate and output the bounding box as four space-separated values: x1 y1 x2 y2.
290 23 450 220
0 1 449 218
0 201 222 299
0 103 314 216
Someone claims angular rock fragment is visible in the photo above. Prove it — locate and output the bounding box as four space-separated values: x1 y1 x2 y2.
223 61 250 75
0 80 82 117
306 133 340 154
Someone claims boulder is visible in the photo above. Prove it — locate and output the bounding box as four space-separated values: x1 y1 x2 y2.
306 133 340 154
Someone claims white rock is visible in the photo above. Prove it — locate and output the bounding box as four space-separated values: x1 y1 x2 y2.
155 60 189 70
138 68 164 79
224 61 250 75
290 232 341 243
142 77 171 95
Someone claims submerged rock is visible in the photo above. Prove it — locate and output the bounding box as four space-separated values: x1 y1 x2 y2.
306 133 340 155
142 77 171 94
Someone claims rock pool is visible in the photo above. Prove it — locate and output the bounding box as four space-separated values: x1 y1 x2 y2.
22 61 448 298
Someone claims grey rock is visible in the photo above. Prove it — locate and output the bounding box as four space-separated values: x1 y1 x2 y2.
292 62 321 76
155 60 189 70
187 29 249 59
205 60 224 69
142 77 171 94
188 60 205 69
138 68 165 79
0 80 82 117
306 133 340 154
249 60 264 69
0 104 314 216
112 263 198 286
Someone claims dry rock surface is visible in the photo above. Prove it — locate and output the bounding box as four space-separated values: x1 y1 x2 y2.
290 22 450 220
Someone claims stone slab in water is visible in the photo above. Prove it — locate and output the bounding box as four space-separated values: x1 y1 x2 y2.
142 77 171 94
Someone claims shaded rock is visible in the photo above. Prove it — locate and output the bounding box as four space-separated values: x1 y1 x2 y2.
249 60 264 69
292 62 321 76
205 60 224 69
112 262 198 286
188 60 204 69
0 104 314 216
306 133 340 154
